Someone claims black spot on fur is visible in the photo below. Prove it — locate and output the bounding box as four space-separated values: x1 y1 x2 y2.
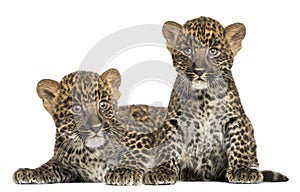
170 119 178 126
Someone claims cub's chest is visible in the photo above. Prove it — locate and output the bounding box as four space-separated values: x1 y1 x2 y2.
60 144 120 182
179 98 227 155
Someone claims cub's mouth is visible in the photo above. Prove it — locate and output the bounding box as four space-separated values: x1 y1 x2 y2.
85 136 107 148
182 68 209 90
191 80 208 90
191 70 209 90
189 69 225 90
78 124 110 148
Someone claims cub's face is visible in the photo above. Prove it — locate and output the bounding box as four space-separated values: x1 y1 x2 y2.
37 69 121 149
162 16 246 90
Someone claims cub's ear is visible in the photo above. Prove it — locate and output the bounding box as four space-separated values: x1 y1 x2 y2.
100 68 121 100
225 23 246 56
162 21 182 50
37 79 59 116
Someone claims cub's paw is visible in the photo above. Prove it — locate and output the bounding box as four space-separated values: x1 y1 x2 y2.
226 167 263 184
104 168 143 186
143 168 177 185
13 168 45 184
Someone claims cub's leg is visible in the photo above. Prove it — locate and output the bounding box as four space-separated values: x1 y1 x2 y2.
226 167 263 184
143 158 178 185
224 117 263 184
104 150 146 185
143 134 180 185
13 159 76 184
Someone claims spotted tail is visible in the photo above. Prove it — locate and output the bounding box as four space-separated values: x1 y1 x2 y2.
262 170 289 182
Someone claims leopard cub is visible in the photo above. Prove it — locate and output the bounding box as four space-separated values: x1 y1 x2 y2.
13 69 167 184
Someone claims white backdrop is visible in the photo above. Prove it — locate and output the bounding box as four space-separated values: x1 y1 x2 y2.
1 0 299 192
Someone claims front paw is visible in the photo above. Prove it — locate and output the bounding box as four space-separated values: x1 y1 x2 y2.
226 167 263 184
104 168 143 186
143 168 177 185
13 168 45 184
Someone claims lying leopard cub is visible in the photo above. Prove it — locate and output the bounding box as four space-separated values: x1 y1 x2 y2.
13 69 167 184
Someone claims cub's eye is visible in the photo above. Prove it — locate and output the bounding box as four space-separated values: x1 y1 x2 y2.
183 47 192 55
208 48 220 57
99 101 110 111
72 104 83 114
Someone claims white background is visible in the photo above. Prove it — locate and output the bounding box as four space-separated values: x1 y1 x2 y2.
1 0 299 192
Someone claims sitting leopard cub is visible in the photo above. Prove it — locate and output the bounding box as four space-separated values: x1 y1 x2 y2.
106 17 288 185
13 69 167 184
161 16 288 184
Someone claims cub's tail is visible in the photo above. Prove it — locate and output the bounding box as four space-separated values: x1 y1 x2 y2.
262 170 289 182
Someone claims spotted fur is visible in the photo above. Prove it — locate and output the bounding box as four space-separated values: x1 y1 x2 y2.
13 69 167 184
105 17 288 185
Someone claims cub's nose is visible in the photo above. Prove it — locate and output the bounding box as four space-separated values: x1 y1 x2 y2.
90 124 102 134
194 69 204 77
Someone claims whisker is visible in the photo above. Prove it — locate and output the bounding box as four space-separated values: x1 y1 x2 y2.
174 74 191 98
54 131 84 161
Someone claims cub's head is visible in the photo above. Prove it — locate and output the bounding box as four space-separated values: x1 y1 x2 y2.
37 69 121 149
162 16 246 90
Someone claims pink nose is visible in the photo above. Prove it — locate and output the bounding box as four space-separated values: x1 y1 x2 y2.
90 124 102 133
